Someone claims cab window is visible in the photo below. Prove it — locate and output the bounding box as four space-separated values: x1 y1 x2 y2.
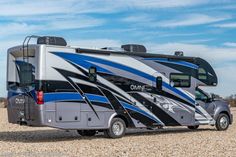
195 90 208 101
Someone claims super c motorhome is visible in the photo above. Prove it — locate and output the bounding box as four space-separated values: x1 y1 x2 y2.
6 36 233 138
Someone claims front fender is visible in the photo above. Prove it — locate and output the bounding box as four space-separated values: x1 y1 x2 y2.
213 100 232 124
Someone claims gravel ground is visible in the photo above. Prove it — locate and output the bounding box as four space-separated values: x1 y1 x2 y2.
0 108 235 157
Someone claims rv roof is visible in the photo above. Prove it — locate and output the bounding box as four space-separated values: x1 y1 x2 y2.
9 45 36 58
76 48 197 62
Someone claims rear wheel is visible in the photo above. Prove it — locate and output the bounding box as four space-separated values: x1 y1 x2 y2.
188 125 199 130
104 118 126 138
216 113 229 131
77 130 97 136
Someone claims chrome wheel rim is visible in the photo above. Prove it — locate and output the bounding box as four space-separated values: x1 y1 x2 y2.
220 116 228 129
112 121 124 136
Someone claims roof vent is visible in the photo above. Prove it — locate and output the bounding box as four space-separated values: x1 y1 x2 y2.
121 44 147 53
174 51 184 56
37 36 67 46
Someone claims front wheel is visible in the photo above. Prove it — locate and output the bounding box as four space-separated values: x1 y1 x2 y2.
216 113 230 131
104 118 126 138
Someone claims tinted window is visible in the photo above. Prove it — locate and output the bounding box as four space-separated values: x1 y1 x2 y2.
16 62 35 87
170 73 190 87
198 68 207 80
195 90 208 101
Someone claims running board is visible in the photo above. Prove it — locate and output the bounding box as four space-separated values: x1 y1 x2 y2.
195 119 215 125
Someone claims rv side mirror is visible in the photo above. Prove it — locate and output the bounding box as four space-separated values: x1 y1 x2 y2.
211 93 216 101
156 77 162 91
88 67 97 82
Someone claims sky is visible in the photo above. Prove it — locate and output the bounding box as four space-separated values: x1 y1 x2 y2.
0 0 236 97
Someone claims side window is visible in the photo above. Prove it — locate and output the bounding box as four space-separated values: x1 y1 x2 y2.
170 73 191 87
198 68 207 80
88 67 97 82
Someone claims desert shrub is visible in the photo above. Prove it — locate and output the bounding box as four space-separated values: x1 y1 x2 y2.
0 98 7 108
225 95 236 107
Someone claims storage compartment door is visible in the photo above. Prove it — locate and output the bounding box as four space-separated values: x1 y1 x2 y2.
56 102 81 122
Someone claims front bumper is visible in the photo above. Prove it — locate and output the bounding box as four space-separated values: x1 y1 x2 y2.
230 113 233 124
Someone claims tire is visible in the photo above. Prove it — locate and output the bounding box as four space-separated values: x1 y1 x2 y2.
216 113 230 131
77 130 97 136
104 118 126 138
188 125 199 130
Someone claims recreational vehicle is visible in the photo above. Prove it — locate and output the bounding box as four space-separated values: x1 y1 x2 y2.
6 36 233 138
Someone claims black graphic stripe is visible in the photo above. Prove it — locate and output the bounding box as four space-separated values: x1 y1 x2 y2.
130 93 180 126
65 60 131 102
54 68 100 119
100 87 135 127
125 108 158 127
99 73 195 108
90 102 113 109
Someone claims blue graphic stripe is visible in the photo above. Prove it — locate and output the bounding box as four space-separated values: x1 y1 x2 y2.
163 82 195 104
144 58 198 69
44 92 111 104
120 101 162 124
8 90 24 98
15 60 26 65
52 52 154 81
84 93 110 103
76 60 113 74
51 52 113 74
8 90 37 101
52 52 195 104
44 92 83 102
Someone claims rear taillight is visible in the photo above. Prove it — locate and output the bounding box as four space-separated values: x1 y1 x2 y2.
36 91 44 104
